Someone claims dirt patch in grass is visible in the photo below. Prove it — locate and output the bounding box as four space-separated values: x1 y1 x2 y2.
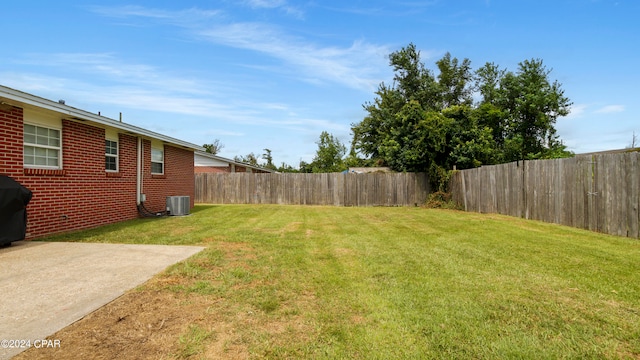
13 289 244 360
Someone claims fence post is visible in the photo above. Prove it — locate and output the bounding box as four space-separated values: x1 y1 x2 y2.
461 171 468 211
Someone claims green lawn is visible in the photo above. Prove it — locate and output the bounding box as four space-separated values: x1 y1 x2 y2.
44 204 640 359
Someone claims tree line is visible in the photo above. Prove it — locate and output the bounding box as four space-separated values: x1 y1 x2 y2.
207 132 348 174
206 43 574 189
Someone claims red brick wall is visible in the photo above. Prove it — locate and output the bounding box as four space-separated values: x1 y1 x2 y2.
141 140 195 213
0 106 23 176
0 105 194 239
194 166 231 174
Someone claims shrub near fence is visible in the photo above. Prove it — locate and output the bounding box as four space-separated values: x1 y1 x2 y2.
449 152 640 239
195 172 430 207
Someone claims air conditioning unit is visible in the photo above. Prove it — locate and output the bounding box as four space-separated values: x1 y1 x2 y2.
166 196 190 216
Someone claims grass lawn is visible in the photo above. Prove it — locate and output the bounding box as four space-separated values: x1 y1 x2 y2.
37 204 640 359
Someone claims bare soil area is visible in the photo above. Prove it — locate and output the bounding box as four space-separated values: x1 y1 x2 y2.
14 280 256 360
13 242 310 360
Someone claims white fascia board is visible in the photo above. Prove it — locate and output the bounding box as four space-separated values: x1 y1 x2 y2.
0 85 204 152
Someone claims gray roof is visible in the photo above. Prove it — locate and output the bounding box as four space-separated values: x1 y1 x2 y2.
195 151 275 173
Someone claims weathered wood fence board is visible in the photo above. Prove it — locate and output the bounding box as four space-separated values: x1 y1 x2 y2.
195 172 429 207
450 152 640 239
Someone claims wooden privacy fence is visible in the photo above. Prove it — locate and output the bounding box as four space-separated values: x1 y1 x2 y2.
449 152 640 239
195 172 429 207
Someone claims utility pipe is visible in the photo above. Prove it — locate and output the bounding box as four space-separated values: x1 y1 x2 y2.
137 137 143 204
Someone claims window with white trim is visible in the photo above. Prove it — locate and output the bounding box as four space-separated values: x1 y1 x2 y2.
151 147 164 174
105 139 118 171
23 123 61 168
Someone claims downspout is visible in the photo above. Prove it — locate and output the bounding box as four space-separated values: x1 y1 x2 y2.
137 137 143 205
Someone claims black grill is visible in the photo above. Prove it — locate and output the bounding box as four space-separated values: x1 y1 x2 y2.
0 175 32 246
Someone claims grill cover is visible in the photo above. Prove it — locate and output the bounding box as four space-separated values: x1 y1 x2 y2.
0 176 32 245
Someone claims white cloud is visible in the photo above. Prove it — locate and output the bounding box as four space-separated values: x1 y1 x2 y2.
89 5 221 24
17 53 217 97
90 5 174 19
91 5 390 92
245 0 286 8
566 103 587 119
197 23 390 91
242 0 304 18
565 103 626 119
595 104 625 113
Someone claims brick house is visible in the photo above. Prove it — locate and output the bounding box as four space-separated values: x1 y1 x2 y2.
0 85 203 239
194 151 273 174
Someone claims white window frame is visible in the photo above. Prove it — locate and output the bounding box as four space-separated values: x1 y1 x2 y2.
23 123 62 169
105 139 118 172
151 146 164 175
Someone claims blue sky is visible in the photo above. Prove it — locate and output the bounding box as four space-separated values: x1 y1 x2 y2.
2 1 638 166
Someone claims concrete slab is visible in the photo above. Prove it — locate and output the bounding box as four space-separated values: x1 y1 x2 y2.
0 241 205 359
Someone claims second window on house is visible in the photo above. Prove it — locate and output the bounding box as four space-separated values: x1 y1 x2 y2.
151 146 164 174
105 139 118 171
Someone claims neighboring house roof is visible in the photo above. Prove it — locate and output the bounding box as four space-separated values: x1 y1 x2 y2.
577 148 640 156
348 167 393 173
194 151 275 173
0 84 203 151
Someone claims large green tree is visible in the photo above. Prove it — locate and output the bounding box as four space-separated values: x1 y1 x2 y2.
351 44 573 188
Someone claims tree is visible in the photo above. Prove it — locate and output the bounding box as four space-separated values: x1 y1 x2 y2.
343 148 370 168
202 139 224 155
234 153 259 166
353 45 489 176
352 85 404 163
475 62 506 105
262 149 277 170
388 43 440 110
497 59 572 160
378 101 451 172
444 105 498 169
352 43 437 165
234 149 302 172
277 162 298 173
436 52 473 108
628 131 638 149
474 62 509 152
310 131 347 173
351 44 574 190
298 160 313 173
